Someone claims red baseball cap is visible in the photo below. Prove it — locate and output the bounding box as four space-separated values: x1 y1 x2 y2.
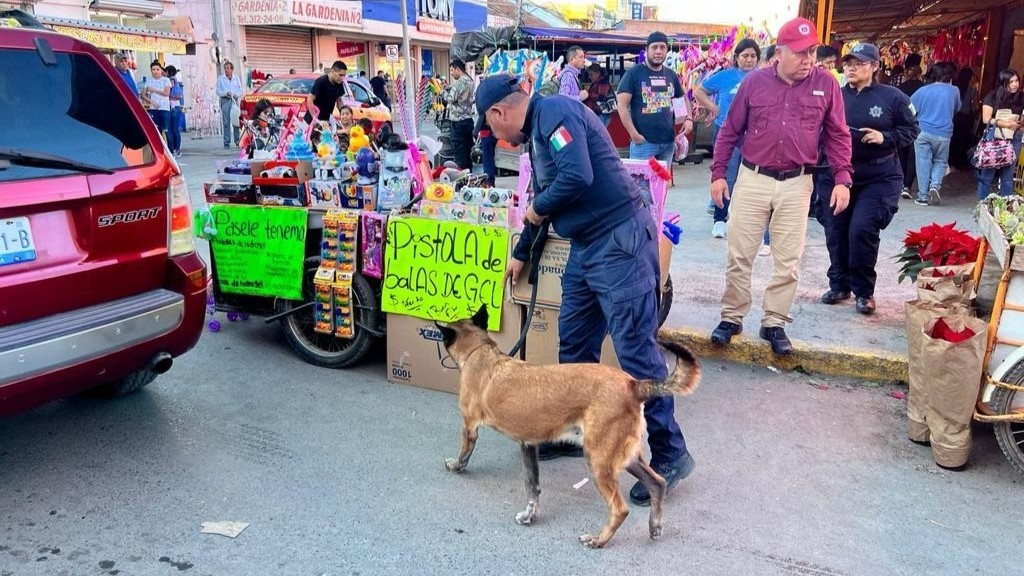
776 17 820 52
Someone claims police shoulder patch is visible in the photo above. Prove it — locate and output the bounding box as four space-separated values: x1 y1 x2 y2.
549 125 574 152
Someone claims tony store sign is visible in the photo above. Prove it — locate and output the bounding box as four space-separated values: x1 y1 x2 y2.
231 0 363 30
417 0 453 35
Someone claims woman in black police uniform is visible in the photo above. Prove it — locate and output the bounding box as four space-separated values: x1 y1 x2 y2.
819 43 920 315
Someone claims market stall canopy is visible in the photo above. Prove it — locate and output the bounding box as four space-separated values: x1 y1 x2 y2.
830 0 1014 42
453 25 714 61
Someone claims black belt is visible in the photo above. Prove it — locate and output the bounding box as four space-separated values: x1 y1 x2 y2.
859 154 897 165
741 159 816 181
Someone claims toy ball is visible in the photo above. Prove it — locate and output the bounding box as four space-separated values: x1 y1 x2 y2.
356 147 377 179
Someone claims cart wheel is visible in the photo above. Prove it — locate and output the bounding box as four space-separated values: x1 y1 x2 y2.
238 313 250 321
658 275 673 328
208 319 221 332
992 360 1024 475
275 256 378 368
227 312 239 322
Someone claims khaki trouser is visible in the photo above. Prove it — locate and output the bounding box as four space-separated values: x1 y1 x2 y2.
721 165 813 328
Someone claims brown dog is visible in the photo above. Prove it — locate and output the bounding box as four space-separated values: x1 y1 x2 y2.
437 305 700 548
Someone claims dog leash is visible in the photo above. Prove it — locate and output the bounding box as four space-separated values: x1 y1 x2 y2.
506 221 549 358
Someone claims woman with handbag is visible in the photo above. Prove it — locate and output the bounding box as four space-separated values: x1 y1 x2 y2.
975 68 1024 198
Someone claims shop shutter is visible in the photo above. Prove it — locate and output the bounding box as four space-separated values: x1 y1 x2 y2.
244 26 314 77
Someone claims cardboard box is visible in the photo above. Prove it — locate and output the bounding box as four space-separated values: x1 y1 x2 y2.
510 233 571 310
386 302 524 394
510 232 673 310
523 307 619 368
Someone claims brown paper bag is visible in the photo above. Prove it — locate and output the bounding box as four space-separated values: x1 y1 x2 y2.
905 300 972 442
919 315 987 468
915 264 976 304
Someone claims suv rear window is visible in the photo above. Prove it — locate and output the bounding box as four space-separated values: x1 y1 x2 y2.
0 47 154 182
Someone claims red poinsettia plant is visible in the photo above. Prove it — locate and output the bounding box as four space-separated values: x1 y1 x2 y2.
896 222 981 283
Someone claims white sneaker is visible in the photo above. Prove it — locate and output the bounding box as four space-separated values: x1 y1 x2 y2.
758 243 771 257
712 221 727 238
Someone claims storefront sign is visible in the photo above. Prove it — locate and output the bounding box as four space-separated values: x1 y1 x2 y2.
49 25 187 54
336 40 365 58
231 0 362 31
416 18 453 36
382 217 507 332
418 0 454 22
208 205 307 300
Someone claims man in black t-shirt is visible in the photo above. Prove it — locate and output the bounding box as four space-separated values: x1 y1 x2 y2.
370 70 390 109
306 60 348 121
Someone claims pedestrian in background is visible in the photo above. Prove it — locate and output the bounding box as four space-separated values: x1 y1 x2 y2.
165 65 183 156
216 61 243 148
976 68 1024 198
114 53 136 94
559 45 589 102
144 61 171 143
950 67 979 171
693 38 761 239
618 32 694 171
910 61 960 206
445 58 476 170
582 63 613 126
897 54 925 199
709 17 853 356
819 43 919 316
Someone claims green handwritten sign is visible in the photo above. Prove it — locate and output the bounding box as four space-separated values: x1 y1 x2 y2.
382 217 508 331
209 205 307 299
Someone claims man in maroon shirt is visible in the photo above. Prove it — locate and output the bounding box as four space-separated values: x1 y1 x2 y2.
708 17 853 355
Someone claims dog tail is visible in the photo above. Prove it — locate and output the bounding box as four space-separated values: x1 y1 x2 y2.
631 339 701 401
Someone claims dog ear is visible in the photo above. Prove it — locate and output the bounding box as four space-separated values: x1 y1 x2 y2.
434 321 457 347
471 304 489 331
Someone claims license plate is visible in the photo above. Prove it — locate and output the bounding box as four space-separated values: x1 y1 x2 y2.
0 217 37 266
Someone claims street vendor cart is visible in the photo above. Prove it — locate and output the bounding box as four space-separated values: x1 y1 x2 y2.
972 204 1024 474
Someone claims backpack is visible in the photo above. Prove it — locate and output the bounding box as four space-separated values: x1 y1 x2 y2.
538 67 577 97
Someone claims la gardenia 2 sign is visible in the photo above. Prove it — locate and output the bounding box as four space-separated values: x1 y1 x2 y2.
231 0 362 30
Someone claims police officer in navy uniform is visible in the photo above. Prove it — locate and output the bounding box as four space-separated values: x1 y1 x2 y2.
819 44 919 314
476 74 694 506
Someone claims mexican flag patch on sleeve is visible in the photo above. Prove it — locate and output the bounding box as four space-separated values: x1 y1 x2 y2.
549 126 573 152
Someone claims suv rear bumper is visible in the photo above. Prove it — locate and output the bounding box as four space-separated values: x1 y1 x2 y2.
0 289 185 385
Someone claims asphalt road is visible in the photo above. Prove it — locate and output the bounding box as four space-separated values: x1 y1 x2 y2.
1 138 1021 576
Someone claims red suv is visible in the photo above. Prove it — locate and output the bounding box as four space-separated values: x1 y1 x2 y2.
0 12 207 416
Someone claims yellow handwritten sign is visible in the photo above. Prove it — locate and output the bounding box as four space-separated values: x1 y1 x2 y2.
50 25 187 54
382 217 508 331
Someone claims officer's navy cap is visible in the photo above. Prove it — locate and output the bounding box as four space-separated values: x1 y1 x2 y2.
843 43 880 63
475 74 521 132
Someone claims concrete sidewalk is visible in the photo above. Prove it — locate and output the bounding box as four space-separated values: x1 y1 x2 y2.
654 162 987 383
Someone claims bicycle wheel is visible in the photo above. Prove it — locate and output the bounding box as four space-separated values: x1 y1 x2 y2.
992 359 1024 475
276 257 378 368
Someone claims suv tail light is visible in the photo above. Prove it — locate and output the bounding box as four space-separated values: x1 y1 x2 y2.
168 175 195 257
